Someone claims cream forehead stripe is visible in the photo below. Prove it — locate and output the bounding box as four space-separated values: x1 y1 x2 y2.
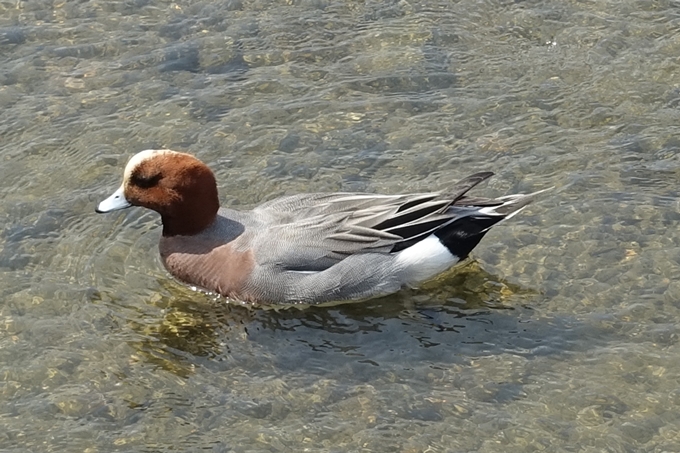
123 149 172 181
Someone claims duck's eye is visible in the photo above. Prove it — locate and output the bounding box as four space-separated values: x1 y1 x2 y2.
131 173 162 188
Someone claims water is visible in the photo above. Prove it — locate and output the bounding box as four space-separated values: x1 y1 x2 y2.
2 0 680 451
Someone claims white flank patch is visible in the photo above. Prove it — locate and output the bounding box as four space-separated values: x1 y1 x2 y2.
395 234 458 285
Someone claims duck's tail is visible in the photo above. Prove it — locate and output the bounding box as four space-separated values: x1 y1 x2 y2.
475 186 553 219
434 186 551 260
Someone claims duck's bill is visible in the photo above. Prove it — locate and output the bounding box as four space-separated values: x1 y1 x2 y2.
96 186 131 213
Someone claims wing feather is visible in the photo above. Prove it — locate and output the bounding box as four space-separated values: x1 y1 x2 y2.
249 172 503 271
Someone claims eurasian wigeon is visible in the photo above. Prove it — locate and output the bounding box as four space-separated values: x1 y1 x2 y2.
97 149 546 305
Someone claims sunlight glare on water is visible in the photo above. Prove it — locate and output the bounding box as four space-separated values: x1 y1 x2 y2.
2 0 680 451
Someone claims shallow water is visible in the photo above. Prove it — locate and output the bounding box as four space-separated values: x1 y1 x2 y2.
2 0 680 451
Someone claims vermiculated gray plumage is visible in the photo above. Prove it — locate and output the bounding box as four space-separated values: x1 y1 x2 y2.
98 149 548 305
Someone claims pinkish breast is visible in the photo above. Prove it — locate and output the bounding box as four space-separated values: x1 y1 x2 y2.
159 237 256 299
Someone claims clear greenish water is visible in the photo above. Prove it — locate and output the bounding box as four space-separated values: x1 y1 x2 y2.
2 0 680 451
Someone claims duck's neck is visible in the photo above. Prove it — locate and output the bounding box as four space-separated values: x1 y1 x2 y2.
161 193 220 237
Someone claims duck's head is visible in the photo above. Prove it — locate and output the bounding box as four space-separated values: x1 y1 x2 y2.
96 149 219 236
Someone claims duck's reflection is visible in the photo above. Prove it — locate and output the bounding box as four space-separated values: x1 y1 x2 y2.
123 260 560 376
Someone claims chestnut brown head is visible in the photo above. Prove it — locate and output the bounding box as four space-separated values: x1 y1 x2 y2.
97 150 220 236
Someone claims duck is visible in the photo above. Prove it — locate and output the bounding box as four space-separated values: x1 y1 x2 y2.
96 149 546 305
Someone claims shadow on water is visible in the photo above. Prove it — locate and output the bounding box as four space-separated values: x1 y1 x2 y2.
118 260 608 380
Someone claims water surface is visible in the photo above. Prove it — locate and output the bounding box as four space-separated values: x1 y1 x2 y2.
2 0 680 451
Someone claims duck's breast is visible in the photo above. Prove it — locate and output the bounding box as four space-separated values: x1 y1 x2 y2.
159 235 256 299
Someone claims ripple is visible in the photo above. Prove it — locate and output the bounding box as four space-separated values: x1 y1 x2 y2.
2 0 680 451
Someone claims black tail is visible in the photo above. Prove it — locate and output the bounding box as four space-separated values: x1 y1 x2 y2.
434 216 504 259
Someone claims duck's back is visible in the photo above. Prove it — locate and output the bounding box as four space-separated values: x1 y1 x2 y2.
158 180 545 304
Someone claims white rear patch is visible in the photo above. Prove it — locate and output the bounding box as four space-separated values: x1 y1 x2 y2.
395 234 458 285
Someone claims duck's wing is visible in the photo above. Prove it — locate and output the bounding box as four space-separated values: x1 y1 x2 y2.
249 172 498 271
